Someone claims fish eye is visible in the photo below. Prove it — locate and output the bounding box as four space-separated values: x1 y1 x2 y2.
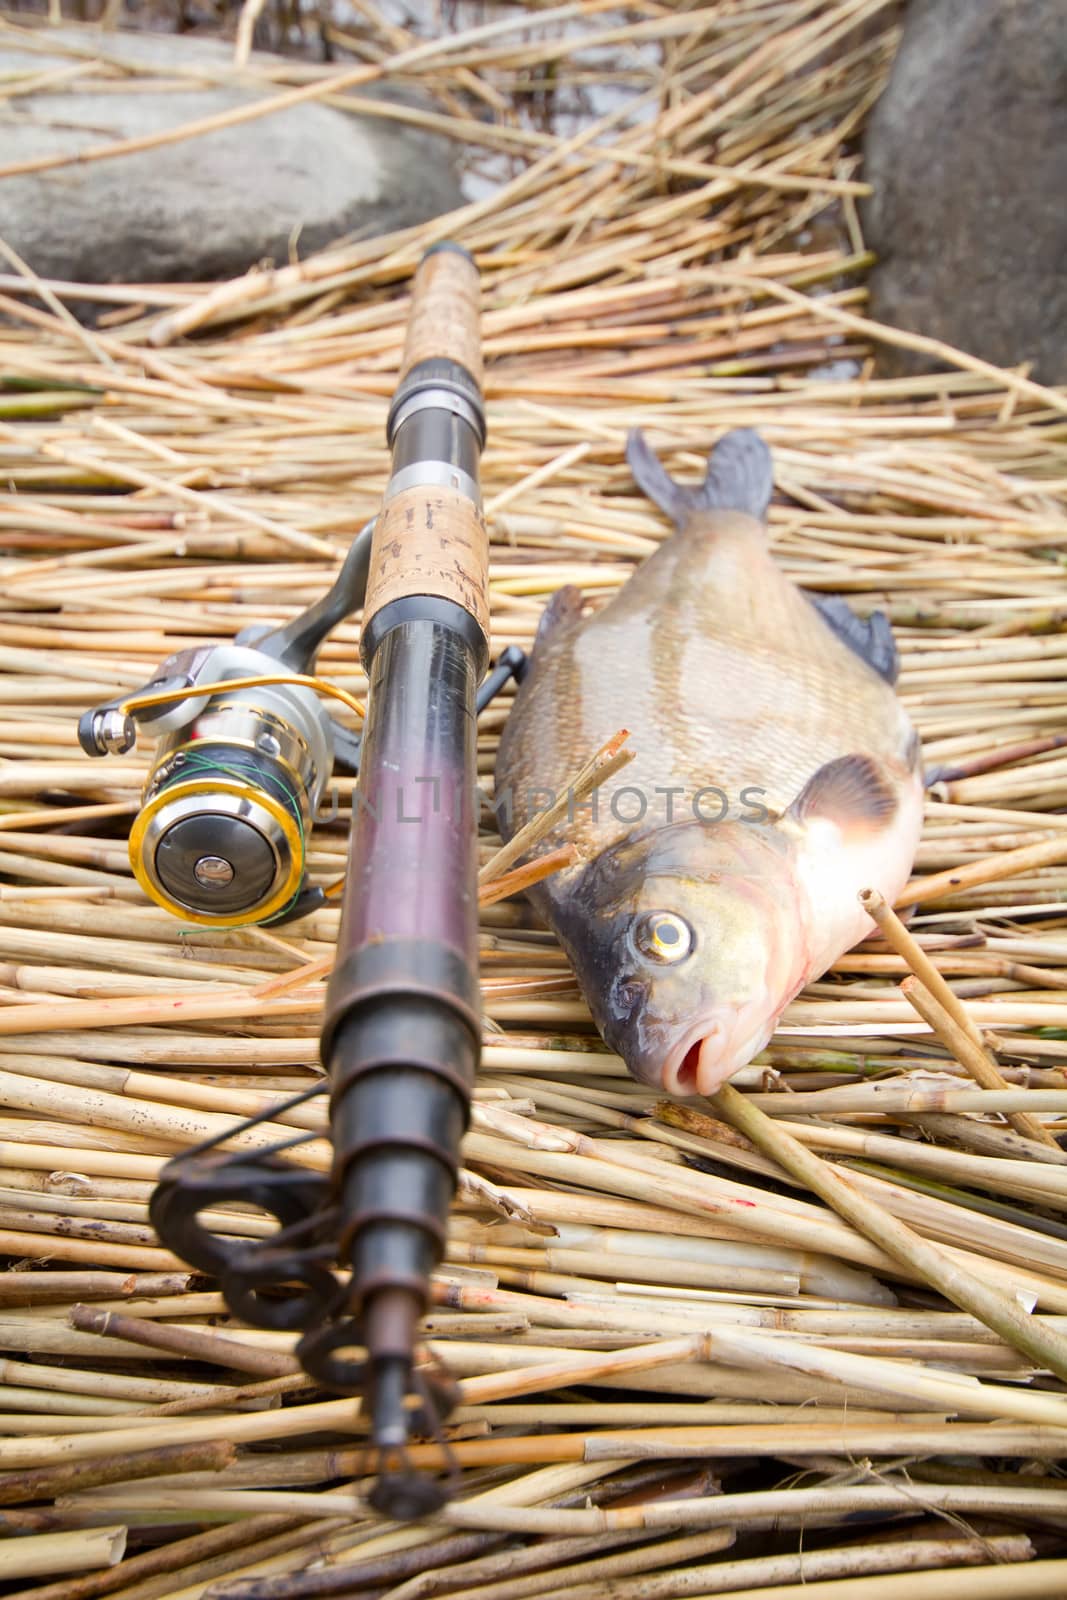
632 911 694 965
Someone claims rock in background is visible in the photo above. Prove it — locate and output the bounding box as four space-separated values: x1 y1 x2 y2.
862 0 1067 383
0 26 466 288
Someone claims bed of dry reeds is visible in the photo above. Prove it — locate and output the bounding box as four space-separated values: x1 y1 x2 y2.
1 1 1067 1595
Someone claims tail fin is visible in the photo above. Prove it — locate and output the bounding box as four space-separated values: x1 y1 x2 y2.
626 428 773 526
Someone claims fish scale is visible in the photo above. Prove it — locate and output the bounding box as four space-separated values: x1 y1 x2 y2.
499 513 913 851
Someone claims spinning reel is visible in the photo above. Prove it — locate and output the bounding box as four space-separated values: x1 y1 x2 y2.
78 528 373 926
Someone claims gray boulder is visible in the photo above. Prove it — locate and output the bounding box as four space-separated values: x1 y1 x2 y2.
862 0 1067 383
0 27 466 287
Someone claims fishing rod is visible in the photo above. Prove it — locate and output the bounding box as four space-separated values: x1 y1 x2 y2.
80 245 515 1517
306 240 491 1511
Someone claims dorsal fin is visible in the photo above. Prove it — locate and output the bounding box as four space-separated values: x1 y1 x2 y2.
787 754 898 840
809 594 899 685
534 583 583 648
626 428 773 527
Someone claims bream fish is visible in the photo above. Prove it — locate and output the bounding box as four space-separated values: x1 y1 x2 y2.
494 429 924 1097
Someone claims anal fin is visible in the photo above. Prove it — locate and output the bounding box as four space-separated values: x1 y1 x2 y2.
808 594 899 685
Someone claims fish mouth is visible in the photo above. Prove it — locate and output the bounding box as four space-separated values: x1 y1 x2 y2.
662 1012 773 1098
662 1023 729 1098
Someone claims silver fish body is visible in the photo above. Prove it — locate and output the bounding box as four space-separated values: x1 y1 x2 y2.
494 429 923 1096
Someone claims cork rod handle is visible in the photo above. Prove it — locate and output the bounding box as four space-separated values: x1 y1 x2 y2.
364 485 490 642
363 246 489 645
399 244 483 388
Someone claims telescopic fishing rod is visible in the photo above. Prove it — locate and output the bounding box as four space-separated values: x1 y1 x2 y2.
304 239 492 1509
80 245 516 1518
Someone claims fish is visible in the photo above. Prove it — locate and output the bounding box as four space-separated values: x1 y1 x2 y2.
493 428 924 1098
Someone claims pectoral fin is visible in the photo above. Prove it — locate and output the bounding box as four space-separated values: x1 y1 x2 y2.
787 754 899 840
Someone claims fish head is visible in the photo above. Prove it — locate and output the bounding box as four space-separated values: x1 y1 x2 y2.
557 819 805 1098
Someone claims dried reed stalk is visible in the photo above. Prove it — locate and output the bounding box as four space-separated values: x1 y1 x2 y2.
861 888 1057 1145
0 1525 126 1580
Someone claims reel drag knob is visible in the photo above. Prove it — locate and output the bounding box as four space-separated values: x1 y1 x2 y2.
152 804 281 920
